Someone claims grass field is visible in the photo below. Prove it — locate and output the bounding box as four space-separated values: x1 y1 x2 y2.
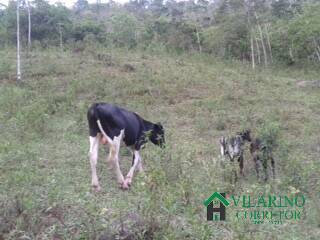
0 46 320 239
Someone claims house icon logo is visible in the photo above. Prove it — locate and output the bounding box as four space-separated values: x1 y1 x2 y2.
204 192 230 221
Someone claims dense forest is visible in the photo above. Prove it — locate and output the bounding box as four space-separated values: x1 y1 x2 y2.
1 0 320 66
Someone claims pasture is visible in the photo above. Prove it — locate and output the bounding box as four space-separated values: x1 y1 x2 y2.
0 47 319 239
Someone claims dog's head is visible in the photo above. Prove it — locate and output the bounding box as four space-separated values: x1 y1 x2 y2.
219 136 228 156
238 129 251 142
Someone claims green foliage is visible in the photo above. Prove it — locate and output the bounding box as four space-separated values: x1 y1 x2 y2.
258 120 281 151
288 4 320 61
109 13 139 48
1 0 320 65
0 15 7 46
202 13 249 59
71 20 105 42
29 0 71 45
74 0 89 12
143 17 198 52
271 0 303 19
0 56 12 79
271 3 320 64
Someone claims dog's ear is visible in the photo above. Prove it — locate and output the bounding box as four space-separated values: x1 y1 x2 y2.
238 129 250 136
242 129 252 141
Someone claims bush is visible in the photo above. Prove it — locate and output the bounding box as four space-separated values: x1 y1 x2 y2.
109 13 139 48
271 3 320 64
71 20 106 42
0 57 12 79
257 121 281 152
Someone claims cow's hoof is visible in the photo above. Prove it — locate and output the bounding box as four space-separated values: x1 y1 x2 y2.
120 182 130 190
125 177 132 186
92 185 101 192
120 178 132 190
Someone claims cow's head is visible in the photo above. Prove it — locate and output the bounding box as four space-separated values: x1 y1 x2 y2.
150 123 165 148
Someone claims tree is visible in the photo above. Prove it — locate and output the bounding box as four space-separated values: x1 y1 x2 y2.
72 20 105 42
0 5 8 46
17 0 21 82
74 0 88 12
27 0 31 53
30 0 71 46
270 2 320 64
110 13 139 48
149 0 167 17
271 0 304 19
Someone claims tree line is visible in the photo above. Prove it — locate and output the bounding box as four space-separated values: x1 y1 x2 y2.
1 0 320 67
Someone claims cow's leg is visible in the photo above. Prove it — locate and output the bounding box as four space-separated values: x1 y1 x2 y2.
89 136 101 192
131 151 143 172
110 130 125 186
123 150 141 188
137 158 144 172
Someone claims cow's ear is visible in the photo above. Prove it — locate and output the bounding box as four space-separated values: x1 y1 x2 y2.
155 122 164 130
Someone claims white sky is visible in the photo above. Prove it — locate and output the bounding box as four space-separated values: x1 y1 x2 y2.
0 0 130 8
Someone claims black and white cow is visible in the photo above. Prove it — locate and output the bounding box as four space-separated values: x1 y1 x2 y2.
87 103 165 191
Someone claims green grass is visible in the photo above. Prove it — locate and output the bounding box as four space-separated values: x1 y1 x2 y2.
0 47 320 239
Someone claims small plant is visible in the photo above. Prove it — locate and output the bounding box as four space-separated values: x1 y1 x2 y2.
0 60 12 80
258 121 281 152
215 118 226 131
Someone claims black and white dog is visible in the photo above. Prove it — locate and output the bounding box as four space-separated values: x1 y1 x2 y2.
219 130 251 177
220 129 275 181
250 138 275 181
87 103 165 191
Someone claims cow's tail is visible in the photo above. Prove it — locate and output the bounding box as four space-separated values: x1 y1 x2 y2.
97 119 112 145
88 103 112 145
88 103 99 137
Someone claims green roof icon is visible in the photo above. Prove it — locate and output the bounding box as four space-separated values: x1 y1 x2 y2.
203 192 230 207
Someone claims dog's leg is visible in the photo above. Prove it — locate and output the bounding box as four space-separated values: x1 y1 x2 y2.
271 156 275 179
232 167 238 183
233 158 238 183
238 153 244 176
254 155 261 181
262 155 268 182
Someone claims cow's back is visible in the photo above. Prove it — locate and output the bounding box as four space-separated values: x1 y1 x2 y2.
88 103 143 146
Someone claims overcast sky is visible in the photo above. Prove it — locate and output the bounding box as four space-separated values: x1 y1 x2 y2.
0 0 130 8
